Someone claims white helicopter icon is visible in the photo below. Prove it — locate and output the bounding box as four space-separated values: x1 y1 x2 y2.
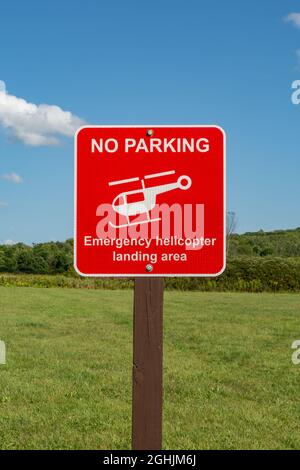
108 170 192 228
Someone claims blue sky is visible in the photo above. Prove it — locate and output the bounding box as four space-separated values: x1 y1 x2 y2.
0 0 300 244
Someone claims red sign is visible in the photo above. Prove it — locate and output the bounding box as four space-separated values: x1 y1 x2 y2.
74 126 226 277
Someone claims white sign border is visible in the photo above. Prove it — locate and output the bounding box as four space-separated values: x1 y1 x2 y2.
74 125 226 278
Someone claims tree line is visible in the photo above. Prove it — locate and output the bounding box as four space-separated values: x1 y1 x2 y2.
228 228 300 258
0 240 73 274
0 227 299 275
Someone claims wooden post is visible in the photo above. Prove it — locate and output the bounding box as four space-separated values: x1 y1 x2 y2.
132 277 164 450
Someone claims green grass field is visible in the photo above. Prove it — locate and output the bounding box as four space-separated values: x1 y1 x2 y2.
0 287 300 450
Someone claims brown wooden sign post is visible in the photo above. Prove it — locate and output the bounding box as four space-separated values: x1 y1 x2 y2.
132 278 164 450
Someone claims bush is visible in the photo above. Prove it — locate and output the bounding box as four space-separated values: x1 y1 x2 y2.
1 256 300 292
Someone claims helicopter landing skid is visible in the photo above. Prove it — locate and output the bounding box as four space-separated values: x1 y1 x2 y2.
109 217 161 229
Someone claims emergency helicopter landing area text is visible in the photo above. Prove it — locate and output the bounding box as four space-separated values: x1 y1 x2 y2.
108 170 192 229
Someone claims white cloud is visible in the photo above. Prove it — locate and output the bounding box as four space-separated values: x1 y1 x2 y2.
285 13 300 28
0 202 8 207
3 239 15 245
0 80 85 146
1 172 23 184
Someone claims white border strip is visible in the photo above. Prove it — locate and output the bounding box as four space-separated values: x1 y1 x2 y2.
74 125 226 278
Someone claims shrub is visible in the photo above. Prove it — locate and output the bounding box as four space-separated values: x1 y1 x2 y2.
1 256 299 292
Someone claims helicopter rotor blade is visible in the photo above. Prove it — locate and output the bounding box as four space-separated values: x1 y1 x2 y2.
108 170 176 187
144 170 175 180
108 176 140 186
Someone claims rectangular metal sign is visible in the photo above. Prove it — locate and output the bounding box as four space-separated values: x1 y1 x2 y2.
74 125 225 277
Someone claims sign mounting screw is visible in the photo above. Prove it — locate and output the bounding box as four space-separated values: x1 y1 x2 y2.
146 129 154 137
146 264 153 272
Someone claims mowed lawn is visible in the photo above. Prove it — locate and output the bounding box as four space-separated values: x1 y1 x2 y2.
0 287 300 450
